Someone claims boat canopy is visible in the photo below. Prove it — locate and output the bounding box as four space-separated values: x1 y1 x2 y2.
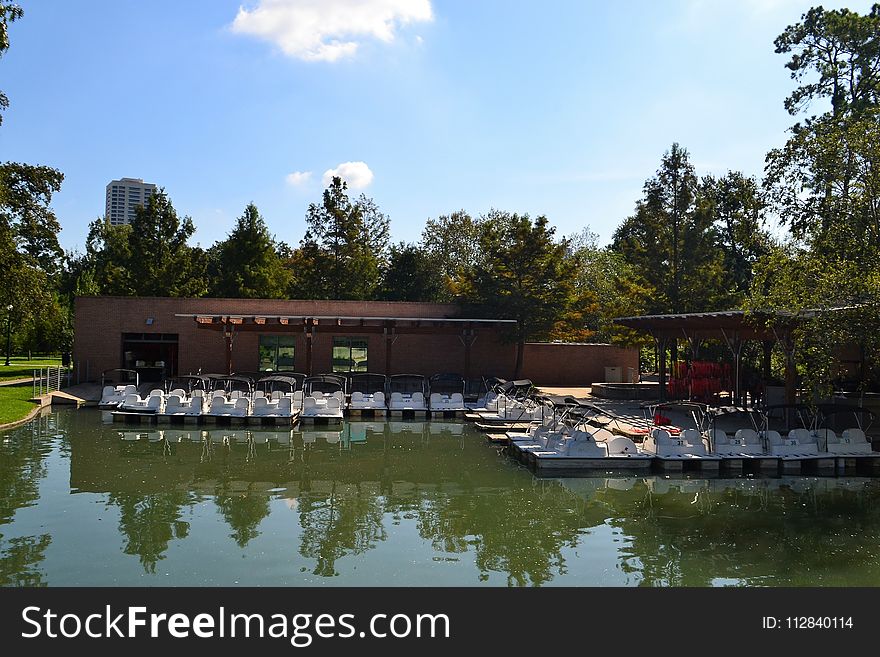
428 373 465 395
101 368 138 386
163 374 210 393
304 374 346 396
256 374 305 394
497 379 533 400
814 403 876 431
389 374 429 395
348 373 387 395
214 375 255 393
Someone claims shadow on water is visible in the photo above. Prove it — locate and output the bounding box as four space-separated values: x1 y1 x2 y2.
2 409 880 586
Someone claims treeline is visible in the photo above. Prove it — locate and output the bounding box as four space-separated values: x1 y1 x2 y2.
2 4 879 390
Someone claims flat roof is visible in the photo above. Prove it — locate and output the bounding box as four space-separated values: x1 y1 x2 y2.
176 314 516 334
613 309 800 341
175 314 515 324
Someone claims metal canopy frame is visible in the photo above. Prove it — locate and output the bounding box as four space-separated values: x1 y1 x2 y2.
614 310 802 405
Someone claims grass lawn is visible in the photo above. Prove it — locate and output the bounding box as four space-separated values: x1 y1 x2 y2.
0 384 40 426
0 356 62 382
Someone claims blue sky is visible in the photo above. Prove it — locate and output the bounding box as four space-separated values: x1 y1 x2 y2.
1 0 873 253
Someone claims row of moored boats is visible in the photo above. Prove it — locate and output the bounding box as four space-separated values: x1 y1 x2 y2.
100 371 473 421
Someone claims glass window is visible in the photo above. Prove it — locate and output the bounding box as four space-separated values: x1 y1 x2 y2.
332 337 368 372
258 335 296 371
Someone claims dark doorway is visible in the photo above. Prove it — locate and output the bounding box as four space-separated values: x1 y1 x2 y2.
121 333 179 383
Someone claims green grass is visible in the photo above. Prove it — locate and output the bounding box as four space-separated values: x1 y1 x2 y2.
0 384 40 425
0 356 62 382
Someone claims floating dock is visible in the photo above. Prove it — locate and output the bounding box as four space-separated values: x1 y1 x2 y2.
503 437 880 476
111 410 300 427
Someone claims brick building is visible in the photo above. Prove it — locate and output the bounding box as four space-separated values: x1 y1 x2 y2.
73 296 637 386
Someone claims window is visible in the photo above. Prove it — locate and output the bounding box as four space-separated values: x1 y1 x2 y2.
259 335 296 371
332 337 368 372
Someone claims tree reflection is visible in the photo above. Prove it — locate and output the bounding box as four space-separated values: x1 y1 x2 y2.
298 482 387 577
0 419 53 586
106 492 193 574
214 486 271 548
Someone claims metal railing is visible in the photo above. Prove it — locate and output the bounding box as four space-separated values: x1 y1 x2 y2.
33 366 70 397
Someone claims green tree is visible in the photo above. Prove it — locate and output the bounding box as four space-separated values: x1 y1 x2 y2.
0 162 64 276
460 212 580 377
378 242 443 301
0 2 23 126
208 203 291 298
567 229 651 345
699 171 770 305
753 4 880 395
611 144 725 314
126 191 208 297
420 210 486 299
292 177 388 300
774 5 880 117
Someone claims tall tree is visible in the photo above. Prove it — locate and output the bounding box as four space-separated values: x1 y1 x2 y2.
611 144 725 314
378 242 443 302
754 4 880 395
0 162 64 276
208 203 291 298
293 177 388 300
699 171 770 305
0 2 23 126
421 210 486 299
774 5 880 117
125 191 207 297
460 212 580 377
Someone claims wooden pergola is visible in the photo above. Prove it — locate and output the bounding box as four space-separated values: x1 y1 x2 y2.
175 314 517 377
614 310 803 404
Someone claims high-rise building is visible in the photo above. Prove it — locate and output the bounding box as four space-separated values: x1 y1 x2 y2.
105 178 157 225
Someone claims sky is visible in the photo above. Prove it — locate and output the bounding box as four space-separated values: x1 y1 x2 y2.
1 0 875 253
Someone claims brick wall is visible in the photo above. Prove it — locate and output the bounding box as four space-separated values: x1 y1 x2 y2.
73 296 638 386
520 342 639 386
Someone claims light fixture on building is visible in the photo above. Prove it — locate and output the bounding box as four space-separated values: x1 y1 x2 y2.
146 317 154 326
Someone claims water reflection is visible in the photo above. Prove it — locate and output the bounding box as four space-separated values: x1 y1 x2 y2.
0 414 55 586
3 409 880 586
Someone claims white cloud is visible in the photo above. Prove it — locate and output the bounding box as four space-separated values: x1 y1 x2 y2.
285 170 312 187
323 161 374 189
231 0 434 62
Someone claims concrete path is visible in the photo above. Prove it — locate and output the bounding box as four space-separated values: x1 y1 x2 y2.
0 377 32 386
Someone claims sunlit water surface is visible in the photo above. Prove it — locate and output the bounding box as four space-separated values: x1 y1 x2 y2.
2 409 880 586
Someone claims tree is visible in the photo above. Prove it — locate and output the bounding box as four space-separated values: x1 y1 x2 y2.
699 171 770 305
125 191 208 297
611 144 725 315
0 2 23 126
460 212 580 377
208 203 291 298
378 242 443 301
567 230 652 345
0 162 64 276
421 210 486 299
774 5 880 117
292 177 388 300
752 4 880 396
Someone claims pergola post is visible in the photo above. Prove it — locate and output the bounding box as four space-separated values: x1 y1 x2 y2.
762 340 774 381
384 322 396 375
657 336 668 402
460 327 477 381
224 325 234 375
720 328 745 406
305 321 315 376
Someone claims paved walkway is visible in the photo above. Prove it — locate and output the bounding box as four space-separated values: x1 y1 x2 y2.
0 377 32 386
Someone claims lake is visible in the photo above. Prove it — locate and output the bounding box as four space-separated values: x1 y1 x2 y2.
2 408 880 586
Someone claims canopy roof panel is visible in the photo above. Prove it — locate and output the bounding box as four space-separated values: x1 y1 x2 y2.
613 310 801 341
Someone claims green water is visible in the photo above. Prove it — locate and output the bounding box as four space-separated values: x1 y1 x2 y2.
2 408 880 586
